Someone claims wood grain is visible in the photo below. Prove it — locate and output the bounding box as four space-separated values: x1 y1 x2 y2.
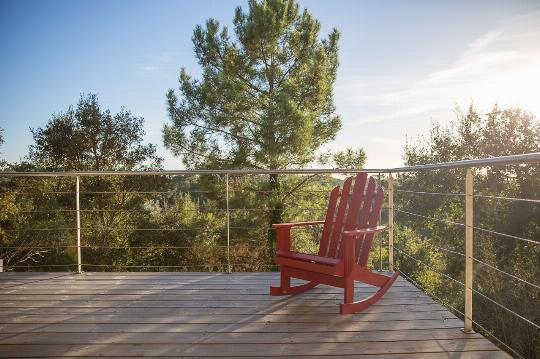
0 272 510 358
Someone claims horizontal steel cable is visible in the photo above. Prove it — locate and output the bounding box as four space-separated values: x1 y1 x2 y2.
423 241 464 257
2 228 221 232
80 190 215 194
2 228 76 232
396 267 525 359
82 246 199 249
474 226 538 245
79 245 261 249
396 189 465 196
375 213 461 257
474 194 540 203
78 190 331 194
2 191 74 195
81 263 278 268
2 227 275 232
472 288 540 329
78 207 326 212
14 208 327 214
395 266 465 316
404 234 465 257
396 249 540 329
2 263 279 269
468 318 525 359
394 209 465 227
0 245 261 250
19 210 76 213
0 245 78 249
4 264 76 268
230 189 331 194
3 226 310 234
473 257 540 289
394 246 465 286
395 188 539 206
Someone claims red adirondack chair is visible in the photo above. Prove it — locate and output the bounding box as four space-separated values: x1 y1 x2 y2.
270 173 399 314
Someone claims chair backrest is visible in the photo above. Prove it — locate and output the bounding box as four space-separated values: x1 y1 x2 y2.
318 173 385 267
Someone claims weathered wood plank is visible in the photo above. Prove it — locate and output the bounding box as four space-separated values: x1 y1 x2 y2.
0 272 511 358
0 318 467 333
0 279 413 291
0 298 437 308
0 281 414 289
0 340 506 357
0 273 397 280
0 303 446 315
0 328 485 344
0 274 408 281
0 287 419 295
0 277 413 285
0 310 458 324
0 291 428 301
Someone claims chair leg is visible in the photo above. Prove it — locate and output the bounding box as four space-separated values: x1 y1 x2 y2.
270 270 290 295
343 277 354 304
340 271 399 314
270 269 318 296
270 281 318 296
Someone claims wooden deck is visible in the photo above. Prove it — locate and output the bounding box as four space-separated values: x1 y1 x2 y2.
0 272 510 358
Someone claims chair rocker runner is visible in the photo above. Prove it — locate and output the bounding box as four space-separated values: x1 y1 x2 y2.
270 173 399 314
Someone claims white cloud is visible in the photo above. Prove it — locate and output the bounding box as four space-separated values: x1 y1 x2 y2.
368 136 404 148
137 52 179 74
329 10 540 168
138 64 157 73
348 11 540 125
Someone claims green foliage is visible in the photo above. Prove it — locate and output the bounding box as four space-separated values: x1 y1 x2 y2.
318 147 367 169
398 103 540 359
30 93 162 171
161 0 367 251
0 128 5 169
163 0 341 170
0 174 76 269
0 95 168 270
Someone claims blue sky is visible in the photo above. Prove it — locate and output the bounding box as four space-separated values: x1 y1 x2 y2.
1 0 539 169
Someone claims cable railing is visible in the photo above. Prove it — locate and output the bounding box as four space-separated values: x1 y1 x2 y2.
1 152 539 358
387 156 539 359
0 171 348 274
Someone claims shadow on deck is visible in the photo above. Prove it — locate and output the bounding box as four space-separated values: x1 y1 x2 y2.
0 272 510 358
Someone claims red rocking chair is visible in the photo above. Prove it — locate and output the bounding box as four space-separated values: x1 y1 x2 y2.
270 173 399 314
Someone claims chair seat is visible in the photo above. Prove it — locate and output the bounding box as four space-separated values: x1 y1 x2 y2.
275 250 343 276
276 250 340 265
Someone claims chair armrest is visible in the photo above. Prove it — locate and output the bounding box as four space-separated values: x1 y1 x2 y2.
343 226 387 238
272 220 326 229
273 221 326 253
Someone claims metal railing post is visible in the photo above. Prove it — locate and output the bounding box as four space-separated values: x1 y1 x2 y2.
464 169 474 333
226 174 231 273
76 176 82 274
388 173 394 272
378 173 383 271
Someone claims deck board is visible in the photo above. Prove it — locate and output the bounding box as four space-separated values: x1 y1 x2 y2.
0 272 510 358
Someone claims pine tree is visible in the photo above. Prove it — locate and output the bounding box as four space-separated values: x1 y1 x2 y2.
164 0 345 250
